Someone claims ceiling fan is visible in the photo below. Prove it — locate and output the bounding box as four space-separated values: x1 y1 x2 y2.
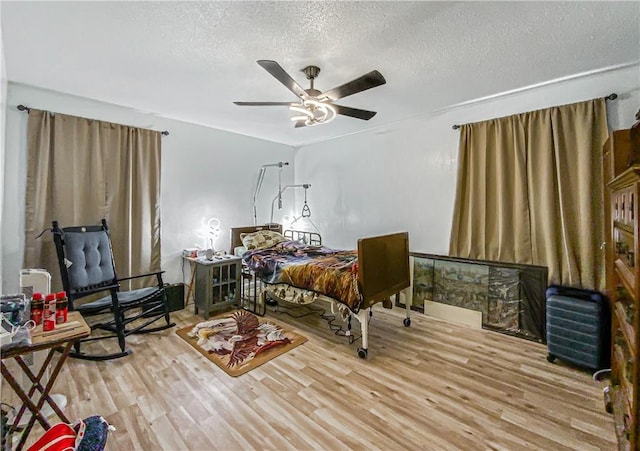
234 60 386 128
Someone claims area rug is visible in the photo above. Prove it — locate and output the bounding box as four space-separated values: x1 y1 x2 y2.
176 310 307 377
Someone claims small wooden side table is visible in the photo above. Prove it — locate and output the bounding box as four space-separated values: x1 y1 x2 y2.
1 311 90 450
185 255 242 319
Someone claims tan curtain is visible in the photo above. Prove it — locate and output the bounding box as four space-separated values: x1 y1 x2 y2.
24 109 161 292
449 98 608 290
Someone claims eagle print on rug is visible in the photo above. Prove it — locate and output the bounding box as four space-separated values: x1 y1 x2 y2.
187 310 292 369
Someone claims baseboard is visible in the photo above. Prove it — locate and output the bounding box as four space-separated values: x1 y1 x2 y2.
424 300 483 329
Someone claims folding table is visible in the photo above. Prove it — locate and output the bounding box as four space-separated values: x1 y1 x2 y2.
1 311 90 449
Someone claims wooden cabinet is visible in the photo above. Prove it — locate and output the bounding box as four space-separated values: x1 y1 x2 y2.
607 164 640 450
192 256 242 319
631 110 640 157
604 130 634 182
604 131 635 295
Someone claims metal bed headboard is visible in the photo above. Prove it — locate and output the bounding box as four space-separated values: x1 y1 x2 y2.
284 230 322 246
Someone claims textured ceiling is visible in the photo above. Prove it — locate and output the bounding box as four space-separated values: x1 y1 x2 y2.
2 1 639 146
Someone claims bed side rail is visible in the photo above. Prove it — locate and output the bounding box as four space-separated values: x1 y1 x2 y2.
284 229 322 246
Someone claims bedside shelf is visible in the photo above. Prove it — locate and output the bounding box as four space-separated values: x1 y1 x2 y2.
190 256 242 319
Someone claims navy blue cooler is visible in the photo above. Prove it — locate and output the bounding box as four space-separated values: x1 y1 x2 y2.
545 286 610 371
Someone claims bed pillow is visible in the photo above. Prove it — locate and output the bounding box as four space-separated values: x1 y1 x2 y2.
240 230 287 251
233 246 248 257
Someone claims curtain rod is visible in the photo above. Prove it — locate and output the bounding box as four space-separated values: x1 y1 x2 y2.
16 104 170 136
451 93 618 130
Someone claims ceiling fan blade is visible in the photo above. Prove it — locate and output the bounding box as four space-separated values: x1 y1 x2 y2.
234 102 294 106
321 70 386 101
332 104 377 120
257 60 308 99
294 120 307 128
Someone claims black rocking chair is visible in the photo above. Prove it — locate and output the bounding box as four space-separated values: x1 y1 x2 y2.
52 219 175 361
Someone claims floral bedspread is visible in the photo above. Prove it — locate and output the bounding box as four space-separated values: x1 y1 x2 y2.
242 240 363 311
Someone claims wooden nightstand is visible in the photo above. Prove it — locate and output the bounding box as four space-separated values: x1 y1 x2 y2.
186 255 242 319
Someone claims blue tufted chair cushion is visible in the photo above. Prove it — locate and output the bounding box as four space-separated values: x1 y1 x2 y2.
64 230 116 290
83 287 163 310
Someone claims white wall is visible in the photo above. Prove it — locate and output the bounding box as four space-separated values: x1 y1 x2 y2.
3 64 638 293
295 64 640 253
0 29 6 295
2 83 294 292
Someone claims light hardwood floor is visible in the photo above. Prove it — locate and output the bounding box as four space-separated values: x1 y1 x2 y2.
3 302 616 450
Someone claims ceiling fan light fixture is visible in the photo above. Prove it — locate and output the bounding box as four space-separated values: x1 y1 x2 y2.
289 104 314 119
288 100 335 126
314 100 337 124
235 60 384 127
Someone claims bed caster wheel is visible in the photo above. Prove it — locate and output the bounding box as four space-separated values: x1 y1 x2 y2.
403 318 411 327
265 296 278 307
547 354 556 363
357 348 368 359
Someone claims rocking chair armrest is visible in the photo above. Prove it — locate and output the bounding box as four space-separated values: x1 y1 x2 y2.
117 271 166 282
75 282 121 295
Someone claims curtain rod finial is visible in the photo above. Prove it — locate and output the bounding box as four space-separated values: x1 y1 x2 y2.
161 131 169 136
605 93 618 101
452 124 460 130
17 104 30 113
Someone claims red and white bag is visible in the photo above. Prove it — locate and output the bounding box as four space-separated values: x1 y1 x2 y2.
26 421 82 451
26 415 113 451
